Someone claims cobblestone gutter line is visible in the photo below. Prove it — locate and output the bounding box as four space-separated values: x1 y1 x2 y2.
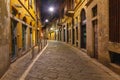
19 44 48 80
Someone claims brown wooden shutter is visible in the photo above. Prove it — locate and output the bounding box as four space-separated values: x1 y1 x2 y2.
109 0 120 43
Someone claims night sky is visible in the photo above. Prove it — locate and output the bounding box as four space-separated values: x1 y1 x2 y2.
40 0 64 23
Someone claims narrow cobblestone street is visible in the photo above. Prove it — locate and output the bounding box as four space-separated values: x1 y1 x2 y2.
1 40 120 80
1 0 120 80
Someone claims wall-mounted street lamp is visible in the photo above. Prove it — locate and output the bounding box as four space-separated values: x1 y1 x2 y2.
37 28 40 30
55 30 58 32
50 27 54 30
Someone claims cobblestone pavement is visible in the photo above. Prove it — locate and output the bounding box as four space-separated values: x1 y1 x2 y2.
0 46 39 80
0 41 46 80
25 41 119 80
1 40 120 80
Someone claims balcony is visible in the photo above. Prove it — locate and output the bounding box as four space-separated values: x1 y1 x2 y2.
57 23 62 26
65 9 74 17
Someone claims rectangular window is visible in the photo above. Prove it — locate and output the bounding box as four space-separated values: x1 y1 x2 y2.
92 5 97 17
110 51 120 65
28 0 32 8
71 0 74 9
12 6 18 16
109 0 120 43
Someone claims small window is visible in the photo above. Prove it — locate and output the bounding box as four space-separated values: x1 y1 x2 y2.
30 28 32 34
110 51 120 65
12 7 18 16
28 0 32 8
76 17 78 26
92 5 97 17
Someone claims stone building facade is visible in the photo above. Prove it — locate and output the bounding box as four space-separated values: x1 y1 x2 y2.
56 0 120 74
86 0 110 64
10 0 38 61
0 0 42 77
0 0 10 77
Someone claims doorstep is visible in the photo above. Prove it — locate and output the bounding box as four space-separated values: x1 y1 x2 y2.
109 63 120 75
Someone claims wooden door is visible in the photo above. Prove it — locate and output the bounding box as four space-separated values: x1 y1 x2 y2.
93 20 98 59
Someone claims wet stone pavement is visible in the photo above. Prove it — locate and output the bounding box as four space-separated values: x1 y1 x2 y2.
1 40 120 80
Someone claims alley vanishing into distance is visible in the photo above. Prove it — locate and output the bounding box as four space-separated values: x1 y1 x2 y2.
1 41 120 80
1 0 120 80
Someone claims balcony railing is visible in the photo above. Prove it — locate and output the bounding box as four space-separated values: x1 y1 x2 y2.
65 9 74 17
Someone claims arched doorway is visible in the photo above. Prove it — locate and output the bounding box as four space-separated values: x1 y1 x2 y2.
80 9 86 49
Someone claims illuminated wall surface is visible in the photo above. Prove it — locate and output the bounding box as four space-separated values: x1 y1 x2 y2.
0 0 42 77
10 0 37 50
58 0 120 73
48 32 55 40
10 0 36 23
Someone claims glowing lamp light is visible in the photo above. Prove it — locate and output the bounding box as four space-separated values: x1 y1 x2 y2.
45 19 49 23
49 7 54 12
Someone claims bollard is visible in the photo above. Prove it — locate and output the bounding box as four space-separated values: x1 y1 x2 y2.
46 39 47 45
31 46 34 59
38 42 40 53
41 42 42 49
44 39 45 47
40 40 42 50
